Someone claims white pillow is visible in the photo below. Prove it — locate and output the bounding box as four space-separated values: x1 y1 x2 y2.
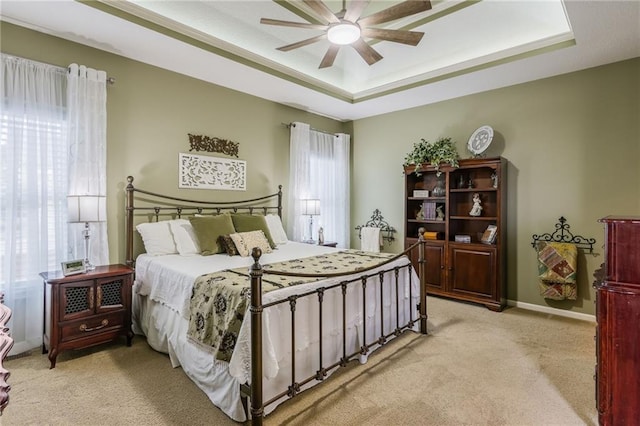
265 214 288 245
229 230 273 257
169 219 201 255
136 221 177 256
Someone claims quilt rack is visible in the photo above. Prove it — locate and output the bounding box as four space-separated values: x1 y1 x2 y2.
355 209 396 245
531 216 596 253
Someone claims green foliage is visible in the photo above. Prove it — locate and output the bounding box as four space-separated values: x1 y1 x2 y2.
403 137 460 176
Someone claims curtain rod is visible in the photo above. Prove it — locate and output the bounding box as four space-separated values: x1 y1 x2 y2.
281 122 338 137
1 53 116 85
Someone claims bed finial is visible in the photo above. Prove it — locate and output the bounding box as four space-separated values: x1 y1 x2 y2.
126 176 134 189
251 247 263 264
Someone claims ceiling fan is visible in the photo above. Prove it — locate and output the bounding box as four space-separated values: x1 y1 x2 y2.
260 0 432 68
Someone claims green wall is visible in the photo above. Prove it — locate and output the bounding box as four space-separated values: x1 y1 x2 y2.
1 22 348 264
352 57 640 315
3 21 639 315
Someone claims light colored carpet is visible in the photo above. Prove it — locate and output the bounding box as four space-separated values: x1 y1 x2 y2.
3 296 598 425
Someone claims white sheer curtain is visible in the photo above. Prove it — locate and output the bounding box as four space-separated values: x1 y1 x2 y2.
0 57 109 355
67 63 109 266
287 122 350 248
0 54 69 354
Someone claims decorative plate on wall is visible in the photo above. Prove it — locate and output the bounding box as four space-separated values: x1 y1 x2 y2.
467 125 494 156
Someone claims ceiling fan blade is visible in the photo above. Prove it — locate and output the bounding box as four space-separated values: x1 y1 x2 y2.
358 0 432 26
260 18 328 31
303 0 340 24
276 34 327 52
361 28 424 46
319 45 340 69
344 0 370 23
351 38 383 65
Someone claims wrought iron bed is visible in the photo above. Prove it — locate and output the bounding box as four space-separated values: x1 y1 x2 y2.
125 176 428 424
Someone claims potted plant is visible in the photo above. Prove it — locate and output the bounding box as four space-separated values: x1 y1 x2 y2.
403 137 460 176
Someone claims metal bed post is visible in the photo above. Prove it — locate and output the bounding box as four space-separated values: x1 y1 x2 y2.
277 185 283 218
418 227 428 334
250 248 264 426
125 176 135 267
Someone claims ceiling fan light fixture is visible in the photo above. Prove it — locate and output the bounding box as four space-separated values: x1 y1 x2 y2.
327 21 361 45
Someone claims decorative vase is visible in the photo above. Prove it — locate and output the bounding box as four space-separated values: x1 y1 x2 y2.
433 175 446 197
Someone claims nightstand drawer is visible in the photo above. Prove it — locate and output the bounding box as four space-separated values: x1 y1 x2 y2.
60 311 125 342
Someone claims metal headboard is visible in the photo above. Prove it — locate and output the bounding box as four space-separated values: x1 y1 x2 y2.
125 176 283 266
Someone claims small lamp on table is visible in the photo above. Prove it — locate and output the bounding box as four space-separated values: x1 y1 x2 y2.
67 195 106 271
301 199 320 243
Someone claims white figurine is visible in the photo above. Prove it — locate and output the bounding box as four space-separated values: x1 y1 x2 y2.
436 205 444 221
318 227 324 244
469 193 483 217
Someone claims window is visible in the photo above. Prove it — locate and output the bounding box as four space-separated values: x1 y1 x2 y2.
1 54 69 353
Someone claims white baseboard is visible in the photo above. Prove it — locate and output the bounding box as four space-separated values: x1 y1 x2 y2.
507 299 596 323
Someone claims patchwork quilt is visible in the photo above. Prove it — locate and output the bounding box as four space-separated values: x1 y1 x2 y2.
536 241 578 300
187 250 396 362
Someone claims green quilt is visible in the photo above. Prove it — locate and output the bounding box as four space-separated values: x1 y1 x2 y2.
187 250 396 362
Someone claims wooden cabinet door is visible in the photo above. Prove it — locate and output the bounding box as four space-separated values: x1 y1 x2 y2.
405 239 445 292
95 275 127 314
448 244 496 299
59 280 94 321
424 243 445 292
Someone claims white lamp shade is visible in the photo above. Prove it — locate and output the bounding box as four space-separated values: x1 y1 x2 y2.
301 199 320 216
67 195 107 223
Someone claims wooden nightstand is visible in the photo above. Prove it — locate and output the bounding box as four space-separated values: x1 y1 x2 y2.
320 241 338 247
40 264 134 369
303 240 338 248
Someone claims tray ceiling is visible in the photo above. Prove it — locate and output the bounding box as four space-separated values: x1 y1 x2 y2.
1 1 639 120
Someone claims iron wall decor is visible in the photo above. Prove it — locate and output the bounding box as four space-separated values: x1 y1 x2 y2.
188 133 239 158
179 153 246 191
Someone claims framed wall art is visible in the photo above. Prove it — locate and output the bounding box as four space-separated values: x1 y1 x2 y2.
179 153 246 191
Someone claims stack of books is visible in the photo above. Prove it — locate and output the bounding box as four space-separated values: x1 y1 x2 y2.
421 201 437 219
455 234 471 243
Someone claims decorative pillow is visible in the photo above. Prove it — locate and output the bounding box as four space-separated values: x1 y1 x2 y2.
169 219 201 256
136 221 178 256
230 214 277 249
219 234 239 256
189 214 236 255
229 230 273 257
265 214 288 245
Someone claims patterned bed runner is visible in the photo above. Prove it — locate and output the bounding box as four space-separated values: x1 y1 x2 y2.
187 250 396 362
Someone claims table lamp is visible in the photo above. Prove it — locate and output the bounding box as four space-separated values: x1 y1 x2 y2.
301 199 320 243
67 195 106 271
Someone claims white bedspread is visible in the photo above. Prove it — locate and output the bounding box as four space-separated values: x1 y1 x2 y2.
133 242 419 421
135 243 338 319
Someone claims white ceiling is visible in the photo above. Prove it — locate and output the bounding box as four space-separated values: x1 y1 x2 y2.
1 0 639 121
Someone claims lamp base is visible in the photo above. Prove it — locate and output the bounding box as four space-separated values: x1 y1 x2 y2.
84 259 96 271
82 222 96 271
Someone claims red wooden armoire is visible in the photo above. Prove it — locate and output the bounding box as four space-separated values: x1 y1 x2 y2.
595 216 640 425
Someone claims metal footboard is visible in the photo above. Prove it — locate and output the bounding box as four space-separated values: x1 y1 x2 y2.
247 237 427 424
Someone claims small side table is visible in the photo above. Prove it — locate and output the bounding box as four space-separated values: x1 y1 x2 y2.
320 241 338 247
302 240 338 248
40 264 134 368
